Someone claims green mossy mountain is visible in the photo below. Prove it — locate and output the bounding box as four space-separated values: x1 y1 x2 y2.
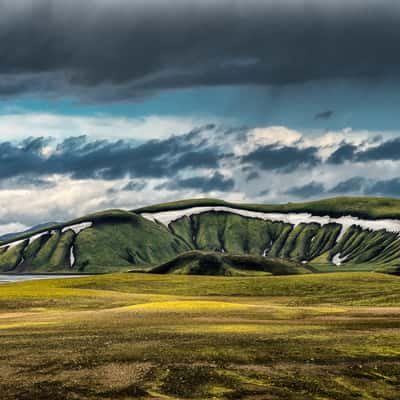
1 197 400 274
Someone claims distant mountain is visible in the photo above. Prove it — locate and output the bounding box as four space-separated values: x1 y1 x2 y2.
0 222 60 242
0 197 400 275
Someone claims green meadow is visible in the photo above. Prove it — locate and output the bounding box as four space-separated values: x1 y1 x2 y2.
1 272 400 399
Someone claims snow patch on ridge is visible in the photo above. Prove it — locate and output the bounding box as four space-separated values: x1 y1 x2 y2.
70 246 75 267
62 222 92 234
28 232 47 244
332 253 348 266
0 222 92 251
0 238 26 250
141 206 400 240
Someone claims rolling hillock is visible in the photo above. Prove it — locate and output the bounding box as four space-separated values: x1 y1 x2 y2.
149 251 313 276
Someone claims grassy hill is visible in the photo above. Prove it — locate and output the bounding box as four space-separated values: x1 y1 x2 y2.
136 196 400 219
149 251 313 276
0 210 191 274
1 196 400 274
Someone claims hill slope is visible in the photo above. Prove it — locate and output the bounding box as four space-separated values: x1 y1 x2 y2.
1 197 400 274
149 251 313 276
135 196 400 219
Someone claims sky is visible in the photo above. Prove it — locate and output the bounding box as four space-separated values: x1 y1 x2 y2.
1 0 400 233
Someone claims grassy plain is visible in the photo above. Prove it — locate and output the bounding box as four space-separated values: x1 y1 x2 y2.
1 272 400 399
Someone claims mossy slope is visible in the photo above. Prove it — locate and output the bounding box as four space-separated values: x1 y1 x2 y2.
149 250 312 276
136 196 400 219
1 198 400 273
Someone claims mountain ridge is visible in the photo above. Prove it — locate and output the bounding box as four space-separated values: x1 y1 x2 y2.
1 197 400 275
0 222 60 242
135 196 400 220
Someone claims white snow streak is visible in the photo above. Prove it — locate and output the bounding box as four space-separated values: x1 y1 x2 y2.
62 222 92 234
0 222 92 250
332 253 349 266
70 246 75 267
142 206 400 240
28 232 47 244
0 238 26 250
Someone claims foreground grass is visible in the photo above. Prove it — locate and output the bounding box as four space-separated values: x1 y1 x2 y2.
0 272 400 399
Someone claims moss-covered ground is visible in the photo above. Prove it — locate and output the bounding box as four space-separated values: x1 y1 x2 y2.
1 272 400 399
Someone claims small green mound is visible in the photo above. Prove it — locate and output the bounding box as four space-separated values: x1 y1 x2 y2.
374 265 400 276
148 251 313 276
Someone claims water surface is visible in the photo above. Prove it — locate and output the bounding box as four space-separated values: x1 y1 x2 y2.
0 275 86 284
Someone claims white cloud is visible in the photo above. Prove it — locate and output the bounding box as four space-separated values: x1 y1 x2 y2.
234 126 302 156
250 126 302 146
0 112 208 142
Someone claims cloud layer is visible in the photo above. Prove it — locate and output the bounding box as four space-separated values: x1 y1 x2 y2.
2 124 400 187
1 122 400 230
1 0 400 100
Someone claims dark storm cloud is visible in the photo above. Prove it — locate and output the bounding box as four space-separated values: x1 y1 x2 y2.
246 171 260 182
284 181 325 198
1 0 400 100
331 176 400 197
122 181 147 191
170 148 220 170
329 177 368 194
295 176 400 198
314 110 334 120
0 175 56 189
4 127 400 193
0 131 224 181
364 178 400 197
327 138 400 164
242 144 320 173
356 138 400 162
158 172 235 192
107 180 147 194
326 143 357 164
258 189 270 197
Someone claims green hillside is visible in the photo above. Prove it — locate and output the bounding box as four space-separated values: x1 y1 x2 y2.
0 211 191 274
1 197 400 274
167 211 400 268
149 250 313 276
136 196 400 219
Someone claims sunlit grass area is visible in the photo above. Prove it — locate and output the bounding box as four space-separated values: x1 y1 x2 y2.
1 272 400 399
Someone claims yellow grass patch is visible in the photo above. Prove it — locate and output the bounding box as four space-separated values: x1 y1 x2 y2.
0 321 57 330
123 300 249 312
177 323 327 335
